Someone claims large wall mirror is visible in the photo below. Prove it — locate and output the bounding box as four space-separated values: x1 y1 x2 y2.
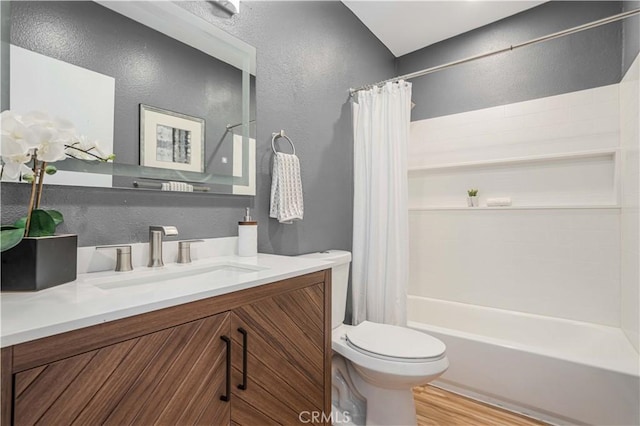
4 1 256 195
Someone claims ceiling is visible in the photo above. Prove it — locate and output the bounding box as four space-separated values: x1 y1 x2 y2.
342 1 547 57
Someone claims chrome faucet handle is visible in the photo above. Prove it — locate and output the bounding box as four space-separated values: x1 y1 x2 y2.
177 239 205 264
149 225 179 236
96 245 134 272
148 226 179 267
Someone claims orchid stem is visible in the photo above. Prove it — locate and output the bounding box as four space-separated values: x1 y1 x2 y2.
35 161 46 209
24 155 39 237
64 144 109 161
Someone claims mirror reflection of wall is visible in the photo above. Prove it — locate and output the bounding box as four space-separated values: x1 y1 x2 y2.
9 0 256 194
10 44 115 188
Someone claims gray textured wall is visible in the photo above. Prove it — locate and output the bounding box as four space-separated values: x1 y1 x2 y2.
623 1 640 75
178 1 396 255
398 1 624 121
1 1 395 252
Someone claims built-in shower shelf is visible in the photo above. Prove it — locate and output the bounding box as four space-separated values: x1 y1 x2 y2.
409 205 621 211
408 148 620 208
407 148 618 173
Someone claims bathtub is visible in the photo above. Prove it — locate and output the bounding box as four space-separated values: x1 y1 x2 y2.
408 296 640 425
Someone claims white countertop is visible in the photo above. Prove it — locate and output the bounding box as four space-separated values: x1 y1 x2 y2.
0 253 331 347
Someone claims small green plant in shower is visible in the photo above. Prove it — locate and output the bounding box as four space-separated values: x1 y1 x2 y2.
467 189 479 207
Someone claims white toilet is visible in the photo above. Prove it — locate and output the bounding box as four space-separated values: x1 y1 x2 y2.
300 250 449 426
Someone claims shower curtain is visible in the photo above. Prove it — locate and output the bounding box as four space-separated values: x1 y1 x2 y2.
351 80 412 326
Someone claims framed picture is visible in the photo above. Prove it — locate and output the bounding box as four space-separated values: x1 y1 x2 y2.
140 104 205 173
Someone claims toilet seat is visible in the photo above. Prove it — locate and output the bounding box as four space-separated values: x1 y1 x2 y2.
332 324 449 385
346 321 446 362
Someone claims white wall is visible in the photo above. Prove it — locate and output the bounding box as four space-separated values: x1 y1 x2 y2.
620 54 640 352
408 85 623 326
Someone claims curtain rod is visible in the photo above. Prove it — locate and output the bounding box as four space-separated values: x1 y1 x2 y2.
350 8 640 96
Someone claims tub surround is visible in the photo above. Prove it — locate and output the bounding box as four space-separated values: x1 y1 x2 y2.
408 84 623 327
408 83 620 174
620 53 640 353
1 239 331 347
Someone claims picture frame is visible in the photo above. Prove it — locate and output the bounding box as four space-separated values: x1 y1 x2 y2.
140 104 205 173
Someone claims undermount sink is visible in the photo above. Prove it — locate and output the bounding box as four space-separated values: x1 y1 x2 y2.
87 262 268 290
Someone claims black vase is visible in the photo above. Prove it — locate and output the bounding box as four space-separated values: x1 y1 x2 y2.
1 234 78 291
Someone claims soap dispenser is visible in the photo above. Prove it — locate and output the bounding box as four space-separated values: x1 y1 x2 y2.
238 208 257 257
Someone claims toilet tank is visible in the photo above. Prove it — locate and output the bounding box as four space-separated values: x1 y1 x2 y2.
298 250 351 329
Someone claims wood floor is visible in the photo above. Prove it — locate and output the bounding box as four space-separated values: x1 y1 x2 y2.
414 385 548 426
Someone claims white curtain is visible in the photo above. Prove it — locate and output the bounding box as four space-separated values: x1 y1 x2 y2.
351 81 412 326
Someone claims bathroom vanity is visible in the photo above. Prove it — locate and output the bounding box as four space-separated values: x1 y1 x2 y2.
0 254 332 425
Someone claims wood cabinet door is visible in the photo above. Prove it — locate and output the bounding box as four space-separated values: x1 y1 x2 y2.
13 312 231 426
230 283 326 425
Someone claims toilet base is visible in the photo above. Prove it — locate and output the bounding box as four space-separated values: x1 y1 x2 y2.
333 355 367 425
331 324 448 426
349 362 418 426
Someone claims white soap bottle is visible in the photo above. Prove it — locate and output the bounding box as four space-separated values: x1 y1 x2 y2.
238 208 258 257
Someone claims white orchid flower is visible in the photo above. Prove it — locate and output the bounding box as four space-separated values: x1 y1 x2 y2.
1 135 31 161
22 111 75 133
0 137 32 179
15 111 73 162
33 131 68 162
65 134 106 161
1 109 112 182
1 111 38 148
1 162 33 180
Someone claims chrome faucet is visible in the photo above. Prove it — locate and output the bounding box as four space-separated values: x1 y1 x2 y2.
148 226 179 267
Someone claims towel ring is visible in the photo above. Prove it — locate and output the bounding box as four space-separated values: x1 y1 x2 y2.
271 130 295 155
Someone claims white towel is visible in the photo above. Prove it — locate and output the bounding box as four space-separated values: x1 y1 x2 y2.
270 152 304 223
486 197 512 207
161 181 194 192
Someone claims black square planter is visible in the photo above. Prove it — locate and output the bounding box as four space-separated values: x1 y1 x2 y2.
1 234 78 291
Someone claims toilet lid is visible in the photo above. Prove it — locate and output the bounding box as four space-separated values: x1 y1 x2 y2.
346 321 445 360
